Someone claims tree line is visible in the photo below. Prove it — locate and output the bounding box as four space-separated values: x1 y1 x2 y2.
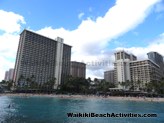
119 78 164 94
0 75 164 95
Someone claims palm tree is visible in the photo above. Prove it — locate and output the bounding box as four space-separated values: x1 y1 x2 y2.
6 80 13 90
94 78 99 83
129 80 135 91
29 75 36 89
60 76 89 94
87 77 92 83
137 80 142 91
120 82 126 89
26 78 31 88
46 77 56 93
49 77 56 89
18 75 25 88
145 81 154 92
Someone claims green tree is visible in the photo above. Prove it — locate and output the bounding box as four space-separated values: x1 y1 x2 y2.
17 74 25 87
60 77 89 94
97 80 115 92
7 80 13 90
26 78 31 88
120 82 126 89
1 80 6 84
43 77 56 93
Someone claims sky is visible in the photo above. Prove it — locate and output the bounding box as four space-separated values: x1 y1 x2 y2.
0 0 164 81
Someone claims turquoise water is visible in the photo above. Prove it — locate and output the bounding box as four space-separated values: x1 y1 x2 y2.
0 96 164 123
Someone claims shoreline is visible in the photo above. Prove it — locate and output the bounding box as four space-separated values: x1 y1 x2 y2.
0 93 164 102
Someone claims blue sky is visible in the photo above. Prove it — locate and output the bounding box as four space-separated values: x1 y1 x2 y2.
0 0 114 30
0 0 164 80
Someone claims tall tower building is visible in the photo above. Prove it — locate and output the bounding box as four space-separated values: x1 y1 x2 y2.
114 51 137 84
104 70 115 83
147 52 164 77
13 29 71 88
70 61 86 78
4 71 9 81
4 68 14 81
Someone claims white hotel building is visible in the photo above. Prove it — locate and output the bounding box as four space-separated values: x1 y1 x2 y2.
113 51 162 89
114 51 137 83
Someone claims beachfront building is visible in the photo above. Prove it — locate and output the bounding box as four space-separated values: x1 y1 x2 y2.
130 59 161 89
113 50 162 90
4 68 14 81
70 61 86 78
13 29 71 89
114 51 137 84
147 52 164 77
104 70 115 83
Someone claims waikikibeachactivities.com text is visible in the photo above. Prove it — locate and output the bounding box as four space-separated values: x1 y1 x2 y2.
67 112 157 118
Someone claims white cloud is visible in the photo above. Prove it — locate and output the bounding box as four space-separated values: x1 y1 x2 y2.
115 33 164 61
78 12 85 19
0 10 25 81
0 56 15 81
0 0 162 81
36 0 160 79
0 33 19 59
0 10 25 33
0 33 19 81
87 33 164 78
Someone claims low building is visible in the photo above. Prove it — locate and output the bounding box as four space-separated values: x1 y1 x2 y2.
70 61 86 78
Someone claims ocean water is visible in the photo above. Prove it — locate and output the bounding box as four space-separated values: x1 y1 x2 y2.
0 96 164 123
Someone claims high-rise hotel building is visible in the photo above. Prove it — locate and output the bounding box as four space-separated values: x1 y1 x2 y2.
147 52 164 77
104 70 115 83
4 68 14 81
70 61 86 78
114 51 162 88
13 29 71 88
130 59 161 88
114 50 137 84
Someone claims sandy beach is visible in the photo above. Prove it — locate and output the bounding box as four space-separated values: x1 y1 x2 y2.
1 93 164 102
